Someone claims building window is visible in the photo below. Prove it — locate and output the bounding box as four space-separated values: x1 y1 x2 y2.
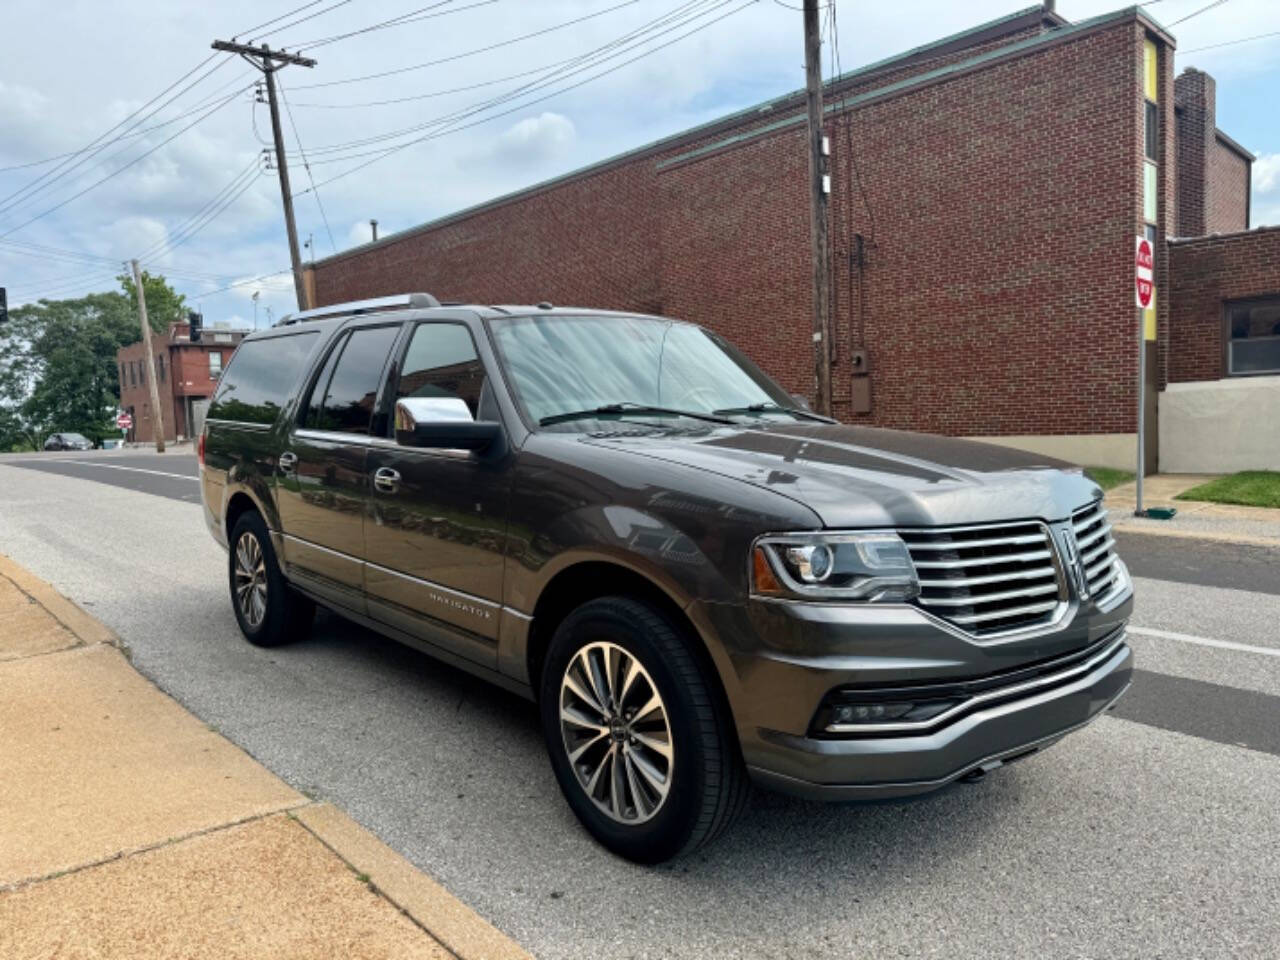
130 362 137 387
209 352 223 378
1144 101 1158 161
1227 298 1280 376
157 353 165 382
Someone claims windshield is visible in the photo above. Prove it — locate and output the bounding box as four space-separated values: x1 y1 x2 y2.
64 433 89 443
488 314 795 429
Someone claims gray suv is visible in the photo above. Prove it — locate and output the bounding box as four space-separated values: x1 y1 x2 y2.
200 293 1133 863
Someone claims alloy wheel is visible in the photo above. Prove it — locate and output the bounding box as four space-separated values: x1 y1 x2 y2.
559 641 673 824
234 531 268 628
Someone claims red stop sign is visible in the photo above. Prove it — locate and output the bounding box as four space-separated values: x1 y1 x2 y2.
116 413 133 430
1135 236 1154 309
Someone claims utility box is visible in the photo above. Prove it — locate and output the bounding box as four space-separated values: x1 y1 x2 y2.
850 348 872 414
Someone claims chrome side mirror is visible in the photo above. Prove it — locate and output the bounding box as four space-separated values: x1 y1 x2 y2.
394 397 501 451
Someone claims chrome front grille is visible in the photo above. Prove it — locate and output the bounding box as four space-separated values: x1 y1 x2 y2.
900 521 1064 636
1072 500 1119 598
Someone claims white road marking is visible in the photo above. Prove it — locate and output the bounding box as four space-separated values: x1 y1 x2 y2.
59 460 199 482
1129 625 1280 659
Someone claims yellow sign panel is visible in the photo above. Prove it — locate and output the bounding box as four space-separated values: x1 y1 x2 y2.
1144 39 1158 101
1144 287 1157 341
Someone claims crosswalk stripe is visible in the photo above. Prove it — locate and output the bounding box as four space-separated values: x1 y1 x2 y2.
1129 625 1280 659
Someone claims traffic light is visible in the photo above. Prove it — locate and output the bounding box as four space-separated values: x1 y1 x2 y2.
188 310 203 342
0 287 7 325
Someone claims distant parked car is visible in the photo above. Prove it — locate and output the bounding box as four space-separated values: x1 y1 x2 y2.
44 432 93 451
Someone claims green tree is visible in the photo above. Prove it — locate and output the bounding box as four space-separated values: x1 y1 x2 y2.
0 273 186 449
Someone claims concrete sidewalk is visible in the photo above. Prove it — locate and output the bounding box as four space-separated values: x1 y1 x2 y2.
1105 474 1280 548
0 554 531 960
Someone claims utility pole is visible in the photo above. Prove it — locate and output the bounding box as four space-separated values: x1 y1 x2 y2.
211 40 316 311
130 259 165 454
802 0 832 416
370 218 378 242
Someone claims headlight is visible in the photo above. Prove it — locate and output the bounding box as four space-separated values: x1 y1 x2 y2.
751 532 920 602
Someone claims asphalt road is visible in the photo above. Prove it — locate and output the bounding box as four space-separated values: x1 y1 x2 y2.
1 450 1277 958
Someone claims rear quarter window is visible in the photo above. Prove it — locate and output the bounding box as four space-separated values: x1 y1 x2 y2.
208 331 319 425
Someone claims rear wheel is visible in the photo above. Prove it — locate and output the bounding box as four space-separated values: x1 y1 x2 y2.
539 596 748 863
228 511 314 647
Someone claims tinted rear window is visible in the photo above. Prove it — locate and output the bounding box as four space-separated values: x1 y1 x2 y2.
208 331 319 425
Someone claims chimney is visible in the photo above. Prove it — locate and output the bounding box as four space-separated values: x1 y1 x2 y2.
1175 68 1216 238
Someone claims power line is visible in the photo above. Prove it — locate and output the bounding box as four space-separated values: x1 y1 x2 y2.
234 0 328 40
0 92 242 239
0 55 230 218
250 0 356 42
288 1 489 50
285 0 724 162
276 77 336 254
296 0 752 194
1168 0 1232 27
136 156 264 264
292 0 641 90
1182 28 1280 53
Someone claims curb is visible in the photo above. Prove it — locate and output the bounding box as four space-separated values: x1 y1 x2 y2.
294 804 533 960
0 554 117 647
1110 521 1280 549
0 554 532 960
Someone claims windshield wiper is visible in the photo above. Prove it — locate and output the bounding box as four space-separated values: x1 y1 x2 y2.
713 402 836 423
539 402 734 427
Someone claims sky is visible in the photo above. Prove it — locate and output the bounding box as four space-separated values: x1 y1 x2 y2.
1 0 1276 327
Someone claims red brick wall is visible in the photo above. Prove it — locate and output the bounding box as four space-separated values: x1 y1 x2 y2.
1207 139 1249 234
1167 227 1280 382
117 341 178 444
313 14 1156 438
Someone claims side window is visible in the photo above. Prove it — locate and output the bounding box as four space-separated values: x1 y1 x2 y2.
394 323 486 422
310 325 400 435
304 333 348 429
208 331 319 425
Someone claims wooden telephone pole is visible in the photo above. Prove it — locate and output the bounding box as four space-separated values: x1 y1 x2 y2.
802 0 832 416
211 40 316 311
130 259 165 453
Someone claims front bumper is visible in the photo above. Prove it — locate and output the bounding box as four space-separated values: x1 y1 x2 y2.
746 633 1130 800
697 569 1133 802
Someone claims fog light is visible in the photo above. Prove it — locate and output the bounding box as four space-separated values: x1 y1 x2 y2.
831 702 914 724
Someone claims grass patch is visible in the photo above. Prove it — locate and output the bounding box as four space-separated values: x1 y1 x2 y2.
1174 471 1280 509
1084 466 1135 491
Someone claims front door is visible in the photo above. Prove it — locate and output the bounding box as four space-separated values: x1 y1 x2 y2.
364 321 509 667
277 323 402 611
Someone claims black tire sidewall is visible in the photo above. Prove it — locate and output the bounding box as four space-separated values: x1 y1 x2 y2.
228 511 294 647
539 597 717 863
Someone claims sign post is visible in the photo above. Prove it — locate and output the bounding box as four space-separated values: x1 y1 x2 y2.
116 412 133 443
1134 236 1154 517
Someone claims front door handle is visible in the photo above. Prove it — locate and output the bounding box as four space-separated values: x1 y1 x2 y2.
278 451 298 475
373 466 401 494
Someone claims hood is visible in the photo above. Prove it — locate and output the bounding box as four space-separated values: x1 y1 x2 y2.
580 422 1101 528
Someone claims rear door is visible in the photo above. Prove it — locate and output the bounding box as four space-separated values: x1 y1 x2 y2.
276 322 402 612
364 320 510 666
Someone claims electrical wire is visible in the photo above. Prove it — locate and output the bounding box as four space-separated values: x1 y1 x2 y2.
136 156 264 264
1168 0 1231 27
295 0 751 194
234 0 328 40
1182 28 1280 53
250 0 356 42
286 1 489 50
276 77 337 254
0 92 242 239
283 0 724 162
292 0 641 90
0 55 231 218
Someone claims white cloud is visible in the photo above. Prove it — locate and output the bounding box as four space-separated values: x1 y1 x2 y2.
1252 154 1280 227
346 220 378 248
484 112 576 168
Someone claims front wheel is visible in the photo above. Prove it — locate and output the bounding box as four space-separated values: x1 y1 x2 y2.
228 511 314 647
539 596 748 863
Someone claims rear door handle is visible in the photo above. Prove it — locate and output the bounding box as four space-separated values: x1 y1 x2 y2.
278 451 297 475
373 466 401 494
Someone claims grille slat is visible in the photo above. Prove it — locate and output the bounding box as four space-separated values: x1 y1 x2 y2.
901 522 1064 636
1073 501 1121 598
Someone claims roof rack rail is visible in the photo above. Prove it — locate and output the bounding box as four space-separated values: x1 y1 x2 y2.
276 292 441 326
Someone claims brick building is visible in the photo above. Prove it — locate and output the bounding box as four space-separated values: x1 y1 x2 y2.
307 2 1277 471
116 322 247 443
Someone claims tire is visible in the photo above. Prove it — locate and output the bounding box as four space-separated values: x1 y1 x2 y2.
228 510 314 647
539 596 748 863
